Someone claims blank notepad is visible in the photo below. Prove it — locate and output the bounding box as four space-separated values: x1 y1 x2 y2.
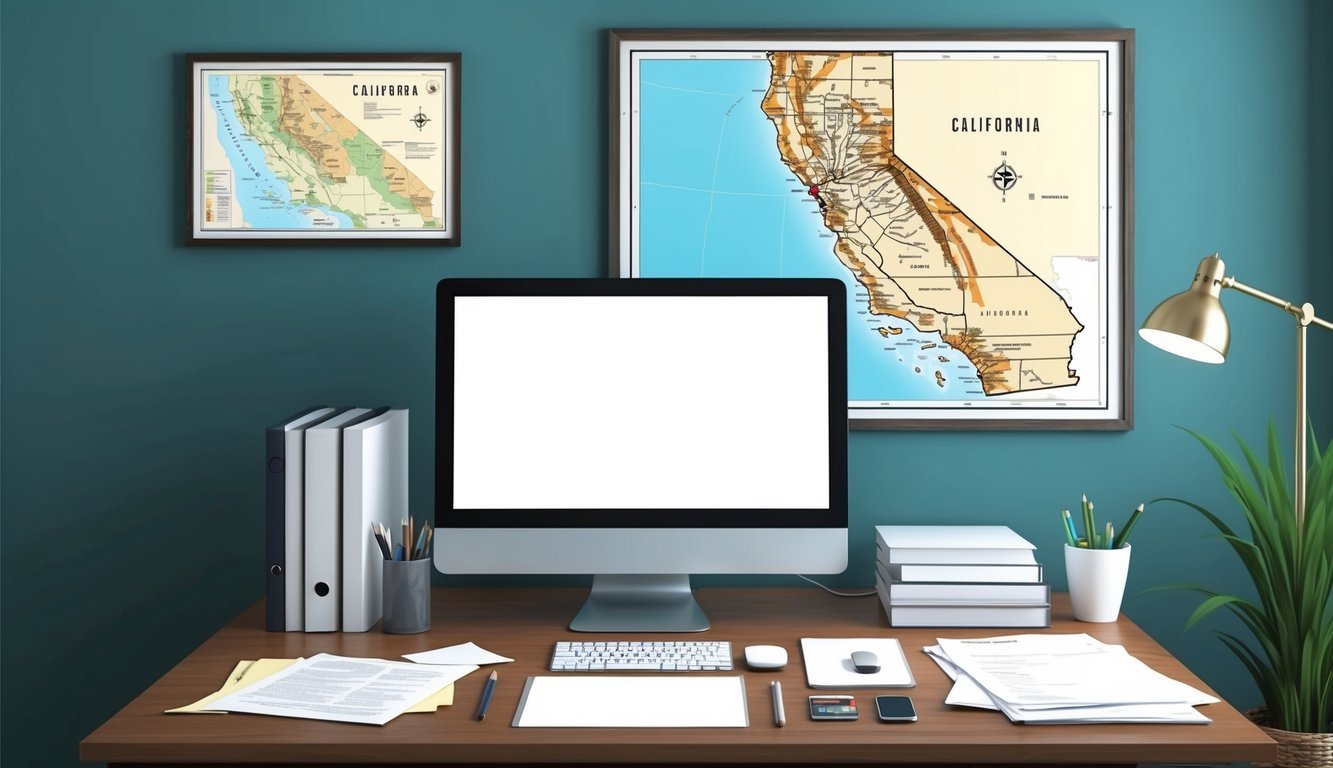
512 676 749 728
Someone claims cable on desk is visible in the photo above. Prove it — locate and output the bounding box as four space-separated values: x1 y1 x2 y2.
798 574 877 598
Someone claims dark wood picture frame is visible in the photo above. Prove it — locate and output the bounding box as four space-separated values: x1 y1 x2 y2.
187 53 461 245
610 29 1134 430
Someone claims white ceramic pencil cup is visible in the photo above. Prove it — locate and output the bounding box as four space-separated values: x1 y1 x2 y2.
1064 543 1131 623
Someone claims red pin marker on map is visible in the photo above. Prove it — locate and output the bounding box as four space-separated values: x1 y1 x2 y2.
808 185 819 197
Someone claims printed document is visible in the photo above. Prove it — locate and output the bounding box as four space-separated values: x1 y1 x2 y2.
166 658 456 714
936 634 1213 707
206 653 476 725
925 634 1217 724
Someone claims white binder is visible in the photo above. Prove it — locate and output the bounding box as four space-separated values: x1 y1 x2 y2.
303 408 376 632
341 409 409 632
268 406 339 632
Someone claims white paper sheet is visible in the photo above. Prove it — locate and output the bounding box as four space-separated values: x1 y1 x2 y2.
512 676 748 727
402 641 514 666
207 653 477 725
936 634 1216 708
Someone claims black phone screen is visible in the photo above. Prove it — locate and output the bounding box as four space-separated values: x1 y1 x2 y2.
874 695 917 722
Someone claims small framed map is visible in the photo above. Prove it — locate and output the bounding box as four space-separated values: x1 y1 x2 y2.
188 54 460 244
612 30 1134 429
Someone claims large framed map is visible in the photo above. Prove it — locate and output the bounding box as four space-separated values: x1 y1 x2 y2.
189 54 460 244
612 30 1133 429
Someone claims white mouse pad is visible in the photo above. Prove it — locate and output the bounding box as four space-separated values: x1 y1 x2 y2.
800 638 915 689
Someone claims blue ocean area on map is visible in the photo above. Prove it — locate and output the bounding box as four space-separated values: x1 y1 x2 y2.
209 76 354 229
637 60 983 401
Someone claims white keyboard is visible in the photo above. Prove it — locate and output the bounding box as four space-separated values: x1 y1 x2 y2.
550 640 734 671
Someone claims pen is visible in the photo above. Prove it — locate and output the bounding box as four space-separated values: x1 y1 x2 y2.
476 670 498 720
372 523 392 560
413 520 434 560
771 680 785 727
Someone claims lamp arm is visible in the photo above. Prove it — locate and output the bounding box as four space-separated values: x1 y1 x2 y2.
1221 275 1330 533
1223 276 1333 332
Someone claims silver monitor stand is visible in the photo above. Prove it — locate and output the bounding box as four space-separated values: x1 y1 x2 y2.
569 574 709 632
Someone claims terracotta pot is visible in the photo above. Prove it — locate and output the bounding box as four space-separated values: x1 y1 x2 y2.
1247 708 1333 768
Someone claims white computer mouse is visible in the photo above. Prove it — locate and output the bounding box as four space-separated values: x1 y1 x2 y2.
744 644 788 670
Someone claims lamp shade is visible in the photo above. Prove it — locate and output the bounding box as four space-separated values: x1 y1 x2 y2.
1137 254 1231 364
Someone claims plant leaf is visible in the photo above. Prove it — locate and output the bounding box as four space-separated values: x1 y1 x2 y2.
1161 423 1333 733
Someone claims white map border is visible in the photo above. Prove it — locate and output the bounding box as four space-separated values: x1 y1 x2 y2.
612 33 1129 429
188 57 459 243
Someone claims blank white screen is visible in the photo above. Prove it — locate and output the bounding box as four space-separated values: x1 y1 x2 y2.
453 295 830 509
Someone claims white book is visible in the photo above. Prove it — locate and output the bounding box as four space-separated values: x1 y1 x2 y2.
303 408 376 632
341 409 409 632
875 525 1037 565
875 566 1049 604
876 580 1050 627
879 557 1045 583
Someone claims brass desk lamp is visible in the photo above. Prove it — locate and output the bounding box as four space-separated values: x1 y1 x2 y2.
1139 253 1333 529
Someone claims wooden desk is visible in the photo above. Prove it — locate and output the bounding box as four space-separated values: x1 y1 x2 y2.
81 587 1276 766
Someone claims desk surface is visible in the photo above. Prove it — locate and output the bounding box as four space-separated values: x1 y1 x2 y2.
81 587 1276 766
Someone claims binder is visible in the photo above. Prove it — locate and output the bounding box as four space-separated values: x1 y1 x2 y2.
341 409 410 632
265 407 340 632
302 407 386 632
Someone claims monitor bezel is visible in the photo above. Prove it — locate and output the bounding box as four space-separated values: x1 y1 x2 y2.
436 277 848 529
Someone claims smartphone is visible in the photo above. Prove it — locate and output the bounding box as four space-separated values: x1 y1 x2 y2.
874 695 917 722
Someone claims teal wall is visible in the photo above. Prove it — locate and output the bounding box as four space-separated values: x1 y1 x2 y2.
1311 0 1333 428
2 0 1328 765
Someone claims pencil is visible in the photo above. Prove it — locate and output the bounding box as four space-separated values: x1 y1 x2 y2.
476 670 497 720
1114 503 1145 549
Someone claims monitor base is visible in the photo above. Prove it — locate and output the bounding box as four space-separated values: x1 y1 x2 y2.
569 574 710 632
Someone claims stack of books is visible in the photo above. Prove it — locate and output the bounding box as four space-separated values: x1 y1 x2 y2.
874 525 1050 628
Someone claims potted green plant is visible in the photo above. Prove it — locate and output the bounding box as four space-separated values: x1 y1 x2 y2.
1161 425 1332 766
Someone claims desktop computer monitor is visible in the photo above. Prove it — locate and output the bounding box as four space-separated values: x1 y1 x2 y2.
435 278 848 631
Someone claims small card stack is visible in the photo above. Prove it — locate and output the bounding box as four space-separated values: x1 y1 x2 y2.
874 525 1050 628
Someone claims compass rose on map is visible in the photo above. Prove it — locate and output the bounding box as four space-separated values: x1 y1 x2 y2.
411 108 431 131
989 159 1021 201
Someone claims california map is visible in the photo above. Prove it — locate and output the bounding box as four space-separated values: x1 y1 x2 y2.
199 70 444 232
627 42 1120 420
761 53 1081 396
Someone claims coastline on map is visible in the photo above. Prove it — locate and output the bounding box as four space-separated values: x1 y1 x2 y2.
207 75 357 230
636 58 976 402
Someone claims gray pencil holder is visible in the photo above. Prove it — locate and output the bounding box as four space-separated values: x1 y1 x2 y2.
382 558 431 634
